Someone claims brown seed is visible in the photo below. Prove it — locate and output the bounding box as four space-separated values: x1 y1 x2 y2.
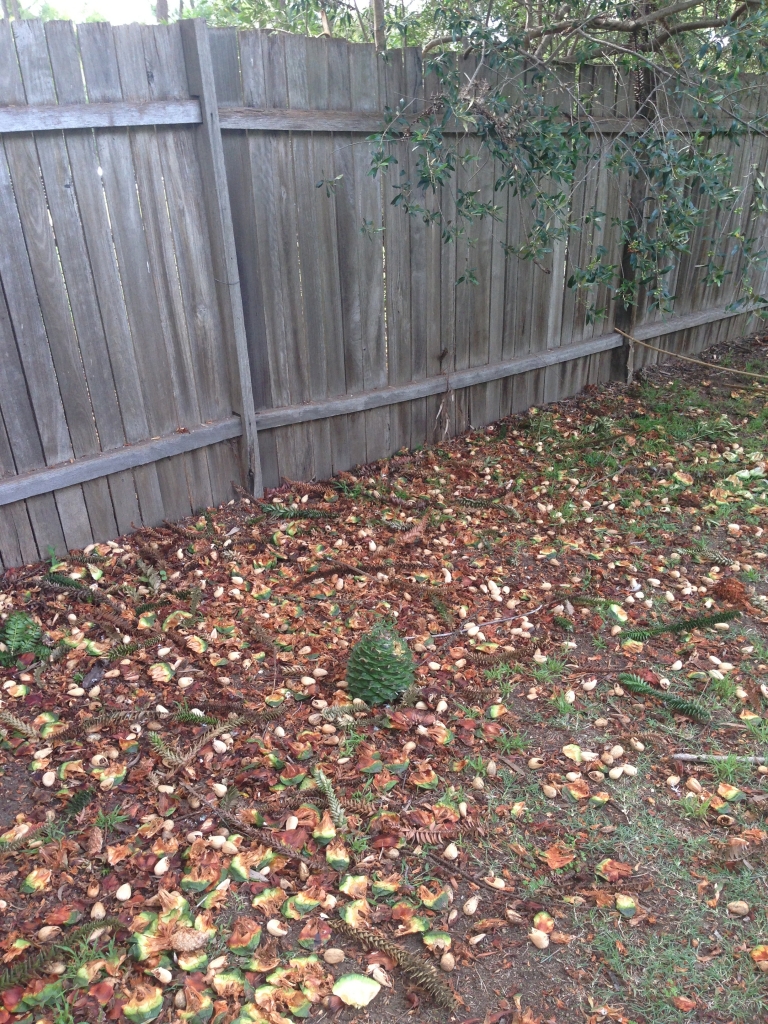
323 948 345 965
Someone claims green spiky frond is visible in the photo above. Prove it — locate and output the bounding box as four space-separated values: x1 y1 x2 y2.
429 594 454 626
377 518 412 531
0 917 123 992
321 705 357 725
683 545 732 567
662 694 714 721
457 496 519 519
44 571 88 591
259 503 338 520
151 722 233 770
0 611 51 666
312 768 347 830
105 635 163 661
569 595 611 609
0 708 38 738
618 673 711 723
346 622 415 706
135 598 172 614
173 703 221 726
66 786 96 817
622 609 740 643
553 614 575 632
49 710 147 746
67 551 107 565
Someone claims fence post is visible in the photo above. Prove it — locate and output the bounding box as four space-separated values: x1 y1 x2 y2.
179 18 263 497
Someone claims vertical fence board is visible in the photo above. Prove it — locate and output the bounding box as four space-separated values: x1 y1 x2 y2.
381 48 412 456
348 43 388 465
79 22 194 525
45 20 152 533
329 41 367 470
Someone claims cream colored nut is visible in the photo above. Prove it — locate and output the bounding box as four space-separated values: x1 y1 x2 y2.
42 771 56 788
440 952 456 971
323 948 345 965
463 895 480 916
622 764 638 777
629 738 644 752
608 766 624 780
154 856 170 876
610 745 624 758
90 902 106 920
285 815 299 832
115 883 132 902
528 929 550 949
267 919 289 937
667 775 681 788
528 757 545 770
542 784 558 799
685 777 703 794
472 776 485 790
211 783 228 798
727 900 750 916
442 843 459 861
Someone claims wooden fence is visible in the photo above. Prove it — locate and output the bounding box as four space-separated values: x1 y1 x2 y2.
0 19 765 568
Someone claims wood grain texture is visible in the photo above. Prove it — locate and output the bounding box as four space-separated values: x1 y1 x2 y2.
0 418 242 506
0 98 200 131
180 18 262 497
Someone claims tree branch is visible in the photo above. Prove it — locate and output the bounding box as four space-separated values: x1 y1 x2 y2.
652 6 751 46
423 34 463 55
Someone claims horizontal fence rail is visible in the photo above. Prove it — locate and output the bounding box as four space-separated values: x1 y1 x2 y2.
0 19 765 569
0 98 202 131
0 419 242 507
0 104 744 136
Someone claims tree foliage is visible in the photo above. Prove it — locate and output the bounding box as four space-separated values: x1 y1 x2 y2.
198 1 768 316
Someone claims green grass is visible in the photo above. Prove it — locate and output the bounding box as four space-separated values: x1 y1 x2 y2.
563 775 768 1021
94 807 130 833
710 753 752 785
495 730 528 754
